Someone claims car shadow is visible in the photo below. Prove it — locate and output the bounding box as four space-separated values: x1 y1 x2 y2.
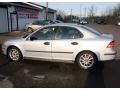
0 44 11 67
84 62 105 88
21 59 106 88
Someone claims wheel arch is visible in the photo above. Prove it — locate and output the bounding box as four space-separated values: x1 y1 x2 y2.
7 45 23 57
74 50 98 62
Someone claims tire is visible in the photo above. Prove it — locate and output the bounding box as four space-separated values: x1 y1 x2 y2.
27 27 33 33
7 47 22 62
76 51 97 69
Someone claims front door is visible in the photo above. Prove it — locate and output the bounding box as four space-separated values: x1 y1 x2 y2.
24 27 54 60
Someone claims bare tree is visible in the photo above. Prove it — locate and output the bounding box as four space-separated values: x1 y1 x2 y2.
87 5 97 23
113 3 120 17
101 9 106 16
88 5 97 17
56 9 66 21
103 7 114 16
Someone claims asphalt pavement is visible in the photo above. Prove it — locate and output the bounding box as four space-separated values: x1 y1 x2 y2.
0 50 120 88
0 24 120 88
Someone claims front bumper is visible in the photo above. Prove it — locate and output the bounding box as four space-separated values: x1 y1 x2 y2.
1 44 7 55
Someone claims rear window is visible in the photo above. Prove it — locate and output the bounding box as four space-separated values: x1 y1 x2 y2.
33 21 45 25
81 26 102 36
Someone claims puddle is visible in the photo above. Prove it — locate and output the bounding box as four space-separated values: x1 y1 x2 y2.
24 69 29 74
23 68 46 81
0 74 5 81
49 64 60 70
0 75 14 88
32 75 45 81
23 68 31 78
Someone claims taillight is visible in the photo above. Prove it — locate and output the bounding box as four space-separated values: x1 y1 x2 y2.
107 40 115 48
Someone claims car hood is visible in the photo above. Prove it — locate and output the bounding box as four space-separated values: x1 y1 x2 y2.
3 37 25 45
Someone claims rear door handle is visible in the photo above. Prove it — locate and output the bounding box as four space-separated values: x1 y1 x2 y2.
71 42 78 45
44 42 50 45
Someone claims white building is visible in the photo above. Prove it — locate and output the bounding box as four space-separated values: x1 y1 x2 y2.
0 2 56 33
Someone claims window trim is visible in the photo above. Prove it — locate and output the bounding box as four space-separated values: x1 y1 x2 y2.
53 26 84 40
27 26 54 40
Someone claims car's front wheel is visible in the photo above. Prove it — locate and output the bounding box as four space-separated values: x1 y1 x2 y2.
76 51 97 69
7 47 22 61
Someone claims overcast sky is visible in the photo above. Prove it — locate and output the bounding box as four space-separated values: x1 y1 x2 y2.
36 2 119 16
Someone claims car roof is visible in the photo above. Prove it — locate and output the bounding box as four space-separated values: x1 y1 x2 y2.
42 23 101 38
44 23 82 28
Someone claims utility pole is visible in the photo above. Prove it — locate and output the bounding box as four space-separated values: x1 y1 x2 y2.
84 7 86 17
45 2 48 20
79 5 82 20
70 9 73 22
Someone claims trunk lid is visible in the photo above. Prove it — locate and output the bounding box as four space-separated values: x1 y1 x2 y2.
101 33 113 40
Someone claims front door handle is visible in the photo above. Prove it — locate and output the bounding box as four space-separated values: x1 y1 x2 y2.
71 42 78 45
44 42 50 45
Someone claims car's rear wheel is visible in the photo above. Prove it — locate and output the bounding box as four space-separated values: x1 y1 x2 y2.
76 51 97 69
7 47 22 61
27 27 33 33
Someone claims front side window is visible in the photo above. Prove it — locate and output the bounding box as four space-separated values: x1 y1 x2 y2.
55 26 83 40
30 27 53 40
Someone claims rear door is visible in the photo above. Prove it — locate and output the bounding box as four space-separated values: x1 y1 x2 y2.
52 26 83 61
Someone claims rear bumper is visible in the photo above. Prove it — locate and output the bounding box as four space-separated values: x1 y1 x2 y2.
104 53 116 55
98 49 116 61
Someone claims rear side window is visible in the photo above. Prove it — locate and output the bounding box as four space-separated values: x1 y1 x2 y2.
81 26 102 36
55 26 83 40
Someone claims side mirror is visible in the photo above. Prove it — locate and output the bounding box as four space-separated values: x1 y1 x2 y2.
29 36 37 41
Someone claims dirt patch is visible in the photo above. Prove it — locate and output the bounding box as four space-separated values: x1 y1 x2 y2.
0 30 28 37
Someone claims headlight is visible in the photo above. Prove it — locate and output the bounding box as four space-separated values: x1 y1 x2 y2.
2 43 7 49
1 43 7 54
2 41 9 49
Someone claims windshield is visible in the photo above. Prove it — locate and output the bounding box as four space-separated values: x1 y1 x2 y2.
22 34 30 38
80 26 102 36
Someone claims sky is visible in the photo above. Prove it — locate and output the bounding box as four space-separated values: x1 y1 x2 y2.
36 2 119 16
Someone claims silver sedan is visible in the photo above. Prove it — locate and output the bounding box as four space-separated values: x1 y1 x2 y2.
2 23 116 69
